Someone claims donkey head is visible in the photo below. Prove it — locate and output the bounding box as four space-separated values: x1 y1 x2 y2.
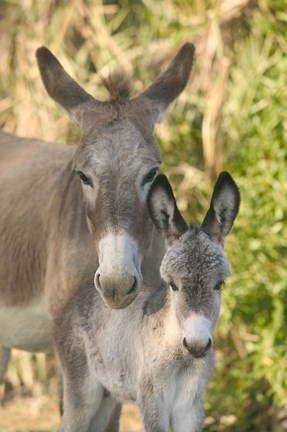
36 44 195 309
148 172 240 358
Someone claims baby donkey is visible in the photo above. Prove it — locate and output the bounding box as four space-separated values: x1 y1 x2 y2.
54 171 240 432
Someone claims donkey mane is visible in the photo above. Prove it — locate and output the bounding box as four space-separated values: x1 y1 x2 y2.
100 71 132 102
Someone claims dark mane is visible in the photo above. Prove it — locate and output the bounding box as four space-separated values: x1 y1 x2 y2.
100 71 132 102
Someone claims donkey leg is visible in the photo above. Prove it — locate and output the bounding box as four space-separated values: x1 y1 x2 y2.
138 399 169 432
171 395 204 432
105 401 121 432
88 392 121 432
58 372 64 416
105 402 122 432
0 346 11 383
58 375 105 432
0 346 11 404
137 383 169 432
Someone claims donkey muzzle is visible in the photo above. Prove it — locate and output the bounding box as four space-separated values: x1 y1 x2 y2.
182 336 212 358
95 269 140 309
182 315 213 358
95 233 142 309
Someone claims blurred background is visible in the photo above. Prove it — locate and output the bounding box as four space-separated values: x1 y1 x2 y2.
0 0 286 431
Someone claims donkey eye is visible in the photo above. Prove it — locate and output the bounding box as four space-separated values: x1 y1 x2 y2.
214 281 224 291
170 281 179 292
77 171 93 187
142 168 157 186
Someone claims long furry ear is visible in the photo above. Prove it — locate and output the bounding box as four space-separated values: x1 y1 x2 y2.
139 43 195 123
36 47 98 125
147 174 187 245
201 171 240 244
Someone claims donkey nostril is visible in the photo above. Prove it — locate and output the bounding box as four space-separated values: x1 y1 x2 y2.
182 337 212 357
95 273 101 290
128 277 137 295
206 338 212 351
182 337 188 351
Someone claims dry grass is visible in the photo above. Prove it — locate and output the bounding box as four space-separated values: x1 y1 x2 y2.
0 351 142 431
0 395 141 432
0 395 59 432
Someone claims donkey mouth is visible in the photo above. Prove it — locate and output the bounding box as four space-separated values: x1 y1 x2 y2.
182 337 212 358
102 290 138 310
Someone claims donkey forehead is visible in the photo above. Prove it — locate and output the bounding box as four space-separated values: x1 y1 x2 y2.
74 119 161 172
161 227 231 282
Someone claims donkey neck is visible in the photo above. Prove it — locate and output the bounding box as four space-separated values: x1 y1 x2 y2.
45 157 97 317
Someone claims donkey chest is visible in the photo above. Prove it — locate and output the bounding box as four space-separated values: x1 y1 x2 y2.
87 343 137 401
85 324 185 403
84 320 139 401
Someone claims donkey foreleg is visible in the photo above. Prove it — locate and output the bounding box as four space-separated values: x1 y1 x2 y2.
105 401 121 432
0 346 11 383
137 383 169 432
171 394 204 432
88 392 121 432
58 376 105 432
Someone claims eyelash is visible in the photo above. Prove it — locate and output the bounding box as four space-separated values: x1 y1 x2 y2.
77 171 93 187
170 281 179 291
214 281 225 291
142 168 157 187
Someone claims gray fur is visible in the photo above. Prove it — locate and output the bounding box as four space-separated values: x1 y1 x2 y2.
0 44 195 388
54 172 240 432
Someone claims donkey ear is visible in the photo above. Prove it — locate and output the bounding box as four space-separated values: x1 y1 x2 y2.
147 174 188 245
140 43 195 123
36 47 96 125
201 172 240 244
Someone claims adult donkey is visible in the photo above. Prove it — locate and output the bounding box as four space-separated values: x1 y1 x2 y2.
0 43 195 382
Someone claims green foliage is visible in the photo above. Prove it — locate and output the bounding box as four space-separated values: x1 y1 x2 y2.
203 3 287 430
0 0 286 430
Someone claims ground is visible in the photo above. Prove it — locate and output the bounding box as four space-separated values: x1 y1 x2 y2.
0 396 142 432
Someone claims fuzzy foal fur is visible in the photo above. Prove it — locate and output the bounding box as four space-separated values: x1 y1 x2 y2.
54 172 240 432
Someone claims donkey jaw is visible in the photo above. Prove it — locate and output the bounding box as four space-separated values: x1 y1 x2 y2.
94 233 142 309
